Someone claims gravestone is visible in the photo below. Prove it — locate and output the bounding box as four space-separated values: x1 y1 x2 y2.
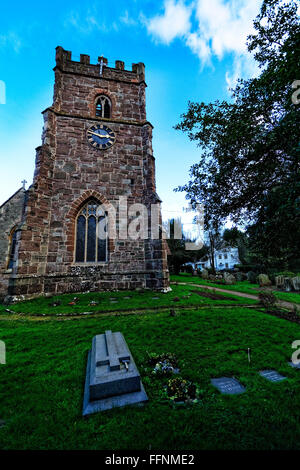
258 274 272 287
259 370 286 382
291 277 300 291
275 275 284 289
83 330 148 415
211 377 245 395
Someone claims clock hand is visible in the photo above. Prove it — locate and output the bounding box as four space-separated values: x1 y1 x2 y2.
87 130 110 139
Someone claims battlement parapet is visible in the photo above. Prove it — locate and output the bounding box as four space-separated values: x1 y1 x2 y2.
55 46 145 83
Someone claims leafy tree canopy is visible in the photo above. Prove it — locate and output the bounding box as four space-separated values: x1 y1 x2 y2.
175 0 300 229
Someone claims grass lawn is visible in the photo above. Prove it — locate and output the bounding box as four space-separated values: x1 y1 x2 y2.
0 283 255 317
171 273 300 305
1 303 300 449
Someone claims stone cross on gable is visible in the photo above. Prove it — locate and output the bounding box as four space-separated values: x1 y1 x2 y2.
21 180 27 189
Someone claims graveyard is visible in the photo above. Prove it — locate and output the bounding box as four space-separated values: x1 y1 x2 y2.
1 279 300 450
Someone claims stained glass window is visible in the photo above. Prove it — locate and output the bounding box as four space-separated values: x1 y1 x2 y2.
95 96 111 118
75 200 107 263
75 215 86 262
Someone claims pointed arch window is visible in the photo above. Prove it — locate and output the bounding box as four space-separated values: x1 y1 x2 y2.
7 227 18 269
75 200 108 263
95 95 111 118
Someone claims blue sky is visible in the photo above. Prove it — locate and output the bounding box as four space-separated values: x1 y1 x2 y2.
0 0 262 229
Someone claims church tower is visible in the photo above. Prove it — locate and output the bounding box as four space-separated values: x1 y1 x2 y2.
0 46 169 300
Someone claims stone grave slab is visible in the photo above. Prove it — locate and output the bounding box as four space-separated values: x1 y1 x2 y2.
259 370 287 382
211 377 245 395
83 330 148 415
288 361 300 369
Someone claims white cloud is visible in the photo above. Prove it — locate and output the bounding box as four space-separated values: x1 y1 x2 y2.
185 31 211 65
0 32 22 53
194 0 262 59
120 10 137 26
146 0 192 44
65 6 119 35
145 0 263 89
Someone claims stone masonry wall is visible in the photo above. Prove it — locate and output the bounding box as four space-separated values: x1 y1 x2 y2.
0 188 26 299
3 46 169 300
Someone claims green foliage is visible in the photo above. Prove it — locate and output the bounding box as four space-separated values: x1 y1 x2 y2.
258 290 278 311
175 0 300 267
248 271 258 284
275 271 298 278
166 218 208 274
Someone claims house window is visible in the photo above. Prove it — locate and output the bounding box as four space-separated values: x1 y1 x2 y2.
224 254 228 259
7 228 18 269
75 200 107 263
219 255 222 259
95 95 111 118
225 263 229 268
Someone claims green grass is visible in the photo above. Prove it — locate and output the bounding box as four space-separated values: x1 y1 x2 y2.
0 283 255 317
171 273 300 305
1 306 300 449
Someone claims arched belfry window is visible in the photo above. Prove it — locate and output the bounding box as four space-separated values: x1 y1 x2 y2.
7 227 18 269
95 95 111 118
75 200 107 263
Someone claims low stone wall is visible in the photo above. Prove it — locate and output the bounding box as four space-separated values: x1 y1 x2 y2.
3 268 169 302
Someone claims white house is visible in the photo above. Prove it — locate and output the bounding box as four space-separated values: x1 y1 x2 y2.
183 246 240 272
196 247 240 271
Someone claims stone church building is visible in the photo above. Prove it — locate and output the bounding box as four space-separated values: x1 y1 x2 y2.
0 46 169 301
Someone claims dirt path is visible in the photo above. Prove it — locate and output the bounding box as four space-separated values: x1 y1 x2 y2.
172 282 297 311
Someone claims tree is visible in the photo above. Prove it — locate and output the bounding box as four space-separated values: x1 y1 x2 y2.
165 218 208 274
223 227 249 265
175 0 300 266
205 221 223 274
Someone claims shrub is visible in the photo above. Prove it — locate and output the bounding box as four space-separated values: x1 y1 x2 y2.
247 271 258 284
274 271 296 278
258 291 277 311
184 264 194 274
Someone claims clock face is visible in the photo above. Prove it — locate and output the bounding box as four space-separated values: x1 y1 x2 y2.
87 124 116 150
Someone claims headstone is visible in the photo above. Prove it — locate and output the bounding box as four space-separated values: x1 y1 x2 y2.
257 274 272 287
291 277 300 291
275 275 284 289
83 330 148 415
211 377 246 395
283 277 292 292
259 370 287 382
223 273 236 285
201 268 209 280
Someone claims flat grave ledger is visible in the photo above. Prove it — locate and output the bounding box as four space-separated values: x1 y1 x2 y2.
259 370 287 382
211 377 246 395
289 361 300 369
83 330 148 415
